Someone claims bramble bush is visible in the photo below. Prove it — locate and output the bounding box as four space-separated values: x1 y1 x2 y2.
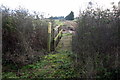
72 3 120 78
1 6 50 67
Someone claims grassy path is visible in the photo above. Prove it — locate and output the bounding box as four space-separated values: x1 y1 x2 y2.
3 21 78 79
56 32 72 51
3 51 77 78
3 32 78 79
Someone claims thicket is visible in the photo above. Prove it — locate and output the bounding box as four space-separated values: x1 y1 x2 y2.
1 6 50 67
73 4 120 78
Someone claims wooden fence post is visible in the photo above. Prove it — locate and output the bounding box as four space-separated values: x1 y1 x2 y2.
60 25 62 39
53 28 55 51
47 22 52 52
50 24 63 51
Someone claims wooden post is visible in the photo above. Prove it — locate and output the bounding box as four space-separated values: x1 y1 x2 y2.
54 39 56 51
47 22 52 52
58 25 62 41
53 28 55 51
60 26 63 39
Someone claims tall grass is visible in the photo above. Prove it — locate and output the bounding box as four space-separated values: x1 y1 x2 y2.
73 4 120 78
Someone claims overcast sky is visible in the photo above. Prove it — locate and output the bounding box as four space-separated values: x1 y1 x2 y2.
0 0 119 17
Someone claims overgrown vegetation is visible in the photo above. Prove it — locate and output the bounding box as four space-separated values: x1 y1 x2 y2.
1 6 50 69
1 5 76 79
1 2 120 79
2 50 78 79
73 3 120 78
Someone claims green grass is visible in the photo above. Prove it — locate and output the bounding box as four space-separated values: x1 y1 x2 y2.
2 72 18 78
54 20 64 26
2 50 78 79
62 33 72 37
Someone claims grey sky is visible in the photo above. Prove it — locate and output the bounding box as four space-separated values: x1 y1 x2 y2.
1 0 119 17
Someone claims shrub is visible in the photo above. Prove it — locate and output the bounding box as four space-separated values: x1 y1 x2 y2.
72 4 120 78
1 6 49 66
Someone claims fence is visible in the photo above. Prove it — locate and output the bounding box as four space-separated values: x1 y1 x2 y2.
47 22 63 52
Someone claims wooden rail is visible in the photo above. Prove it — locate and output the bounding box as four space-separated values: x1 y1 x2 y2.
47 22 63 51
54 29 63 41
